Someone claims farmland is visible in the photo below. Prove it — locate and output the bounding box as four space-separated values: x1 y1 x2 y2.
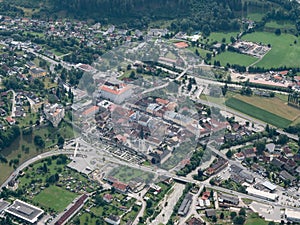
225 98 292 128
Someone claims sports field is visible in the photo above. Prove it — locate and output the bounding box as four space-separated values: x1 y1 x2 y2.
225 98 292 128
33 185 78 212
242 32 300 68
212 51 258 67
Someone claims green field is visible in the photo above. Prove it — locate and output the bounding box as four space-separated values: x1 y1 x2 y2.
109 165 155 184
208 32 240 44
247 13 264 22
225 97 292 128
212 51 258 67
33 185 78 212
265 20 295 30
242 32 300 68
245 213 268 225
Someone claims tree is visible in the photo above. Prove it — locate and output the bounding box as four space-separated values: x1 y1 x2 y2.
239 208 246 216
34 135 45 148
226 149 233 159
233 216 245 225
230 211 237 219
268 222 276 225
255 141 266 155
212 215 217 222
275 28 281 36
220 212 225 219
57 136 65 149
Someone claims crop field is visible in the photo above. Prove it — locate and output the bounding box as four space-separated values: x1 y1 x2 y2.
212 51 258 67
242 32 300 68
234 94 300 121
33 185 78 212
225 97 292 128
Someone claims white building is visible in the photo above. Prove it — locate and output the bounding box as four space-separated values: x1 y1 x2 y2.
286 209 300 222
99 81 132 104
246 187 278 201
43 103 65 127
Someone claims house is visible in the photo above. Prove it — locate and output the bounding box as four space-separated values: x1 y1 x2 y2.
242 148 256 158
105 215 120 225
186 217 204 225
205 209 216 218
279 170 296 183
234 152 245 161
205 158 228 176
103 194 113 203
270 158 284 168
29 67 47 78
112 181 128 194
6 117 15 125
266 143 275 153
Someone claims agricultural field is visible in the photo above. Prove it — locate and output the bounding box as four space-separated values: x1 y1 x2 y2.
225 97 292 128
211 51 258 67
234 94 300 121
33 185 78 212
242 32 300 68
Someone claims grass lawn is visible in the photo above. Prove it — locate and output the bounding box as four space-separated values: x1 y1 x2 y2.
211 51 258 67
208 32 240 44
265 20 295 30
225 97 291 128
109 165 155 184
245 213 268 225
242 32 300 68
247 13 265 22
33 185 78 212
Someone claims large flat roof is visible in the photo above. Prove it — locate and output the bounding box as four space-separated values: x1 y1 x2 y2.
286 209 300 220
5 199 44 224
246 187 278 201
262 181 277 191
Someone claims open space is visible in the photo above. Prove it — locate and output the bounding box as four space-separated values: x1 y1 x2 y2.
211 51 258 67
33 185 78 212
242 32 300 68
225 97 292 128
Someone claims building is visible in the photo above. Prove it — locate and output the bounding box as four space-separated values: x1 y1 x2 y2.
29 67 47 78
103 194 113 203
99 81 132 104
0 199 10 213
186 217 204 225
246 187 278 201
178 193 192 216
205 158 228 176
112 181 128 194
105 215 121 225
286 209 300 222
218 193 239 206
205 209 216 218
82 105 99 118
5 199 44 224
55 194 88 225
44 103 65 127
261 181 277 192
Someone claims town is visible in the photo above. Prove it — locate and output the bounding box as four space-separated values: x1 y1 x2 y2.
0 10 299 225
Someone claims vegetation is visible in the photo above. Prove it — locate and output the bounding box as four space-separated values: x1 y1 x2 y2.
225 97 292 128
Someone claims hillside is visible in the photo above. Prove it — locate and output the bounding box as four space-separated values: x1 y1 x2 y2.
0 0 299 33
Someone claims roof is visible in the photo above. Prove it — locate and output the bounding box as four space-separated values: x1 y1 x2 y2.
100 83 131 95
286 209 300 220
266 143 275 152
280 170 296 181
246 187 278 201
113 182 128 192
261 181 277 191
82 106 99 116
205 209 216 217
5 199 44 224
0 200 10 212
174 42 189 48
55 194 88 225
